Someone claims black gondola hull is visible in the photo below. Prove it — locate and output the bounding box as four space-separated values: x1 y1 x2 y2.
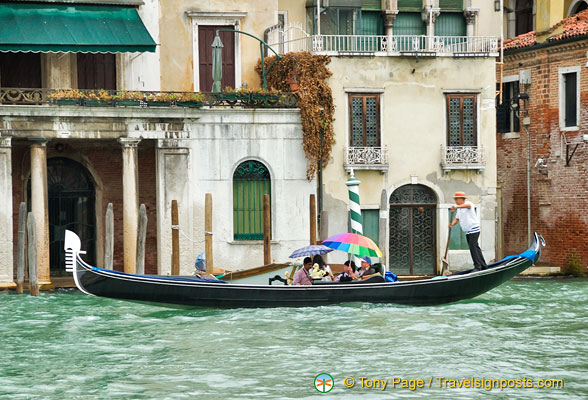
71 233 543 308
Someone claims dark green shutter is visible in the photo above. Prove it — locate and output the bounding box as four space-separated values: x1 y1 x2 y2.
434 12 466 36
362 0 381 11
564 72 577 127
394 13 425 35
439 0 463 11
361 210 379 246
398 0 423 11
233 161 271 240
360 11 384 35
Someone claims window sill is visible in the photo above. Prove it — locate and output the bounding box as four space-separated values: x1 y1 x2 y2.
560 126 579 132
344 164 388 173
229 240 281 245
500 131 520 139
442 164 485 174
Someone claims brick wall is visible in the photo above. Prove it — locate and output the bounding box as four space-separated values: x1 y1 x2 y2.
497 40 588 269
12 139 158 277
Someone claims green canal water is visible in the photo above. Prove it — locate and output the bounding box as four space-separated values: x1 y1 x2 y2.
1 279 587 399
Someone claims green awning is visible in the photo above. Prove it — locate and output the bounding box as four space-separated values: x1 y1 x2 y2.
0 3 156 53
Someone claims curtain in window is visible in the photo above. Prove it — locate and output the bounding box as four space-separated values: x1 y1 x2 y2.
233 161 271 240
434 13 466 36
394 13 426 35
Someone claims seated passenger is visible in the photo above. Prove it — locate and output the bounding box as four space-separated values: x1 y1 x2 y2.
357 257 376 278
336 260 358 282
312 254 335 281
292 257 313 286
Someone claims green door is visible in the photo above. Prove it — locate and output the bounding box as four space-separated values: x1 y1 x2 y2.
361 209 379 247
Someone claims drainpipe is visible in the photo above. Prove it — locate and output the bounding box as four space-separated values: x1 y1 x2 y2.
525 118 531 245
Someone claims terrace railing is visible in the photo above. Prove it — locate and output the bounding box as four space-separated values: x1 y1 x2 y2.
344 146 389 172
273 34 498 56
441 145 485 173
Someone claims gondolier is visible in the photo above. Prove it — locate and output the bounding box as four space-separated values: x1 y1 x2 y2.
449 192 487 271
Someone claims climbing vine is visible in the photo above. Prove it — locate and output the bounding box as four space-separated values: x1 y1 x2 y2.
256 52 335 180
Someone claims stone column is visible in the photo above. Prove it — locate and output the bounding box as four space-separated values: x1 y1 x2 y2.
119 137 141 274
29 139 51 287
382 11 398 36
423 7 440 50
464 9 479 38
0 137 14 288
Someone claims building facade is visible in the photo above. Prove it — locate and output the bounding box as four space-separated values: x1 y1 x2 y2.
0 0 314 288
273 0 501 274
497 5 588 270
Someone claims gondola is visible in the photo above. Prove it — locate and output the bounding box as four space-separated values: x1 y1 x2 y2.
64 230 544 308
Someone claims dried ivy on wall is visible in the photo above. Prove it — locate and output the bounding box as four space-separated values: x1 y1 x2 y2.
256 52 335 180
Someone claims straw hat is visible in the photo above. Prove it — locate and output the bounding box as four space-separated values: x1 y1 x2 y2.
453 191 467 199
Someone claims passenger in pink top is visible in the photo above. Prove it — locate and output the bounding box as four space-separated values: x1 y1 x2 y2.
292 257 313 286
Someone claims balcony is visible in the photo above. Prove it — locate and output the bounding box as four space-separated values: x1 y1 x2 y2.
441 145 485 173
0 88 298 109
275 35 499 57
344 146 389 173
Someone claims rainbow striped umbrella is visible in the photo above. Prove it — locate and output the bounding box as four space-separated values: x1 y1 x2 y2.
322 232 383 258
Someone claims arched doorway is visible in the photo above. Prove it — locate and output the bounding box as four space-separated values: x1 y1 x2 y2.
28 158 96 276
389 184 436 275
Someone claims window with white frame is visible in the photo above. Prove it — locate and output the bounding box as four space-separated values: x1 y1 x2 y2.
187 11 246 92
559 66 581 129
496 76 520 134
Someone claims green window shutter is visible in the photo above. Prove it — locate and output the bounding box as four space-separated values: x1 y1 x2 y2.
361 210 379 246
233 161 271 241
448 210 468 250
362 0 381 11
439 0 463 11
360 11 384 35
394 12 425 35
434 12 466 36
398 0 423 12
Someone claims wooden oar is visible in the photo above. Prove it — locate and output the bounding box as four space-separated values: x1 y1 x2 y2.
441 211 455 275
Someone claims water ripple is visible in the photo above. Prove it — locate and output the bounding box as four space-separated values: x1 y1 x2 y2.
1 280 587 399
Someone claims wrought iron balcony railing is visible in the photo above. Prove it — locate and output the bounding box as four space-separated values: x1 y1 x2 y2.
274 35 498 57
344 146 389 172
0 88 298 108
441 145 485 173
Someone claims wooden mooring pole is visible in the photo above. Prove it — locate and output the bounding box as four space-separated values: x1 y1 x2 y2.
104 203 114 270
205 193 213 274
263 194 271 265
171 200 180 276
16 202 26 294
26 212 39 296
310 194 317 245
136 204 147 275
319 210 328 262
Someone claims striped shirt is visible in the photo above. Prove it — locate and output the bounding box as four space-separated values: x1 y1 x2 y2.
456 201 481 235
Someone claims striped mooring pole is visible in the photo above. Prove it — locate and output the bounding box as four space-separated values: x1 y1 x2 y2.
345 170 363 235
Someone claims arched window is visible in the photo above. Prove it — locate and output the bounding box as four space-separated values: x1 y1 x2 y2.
233 160 271 240
569 0 588 16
